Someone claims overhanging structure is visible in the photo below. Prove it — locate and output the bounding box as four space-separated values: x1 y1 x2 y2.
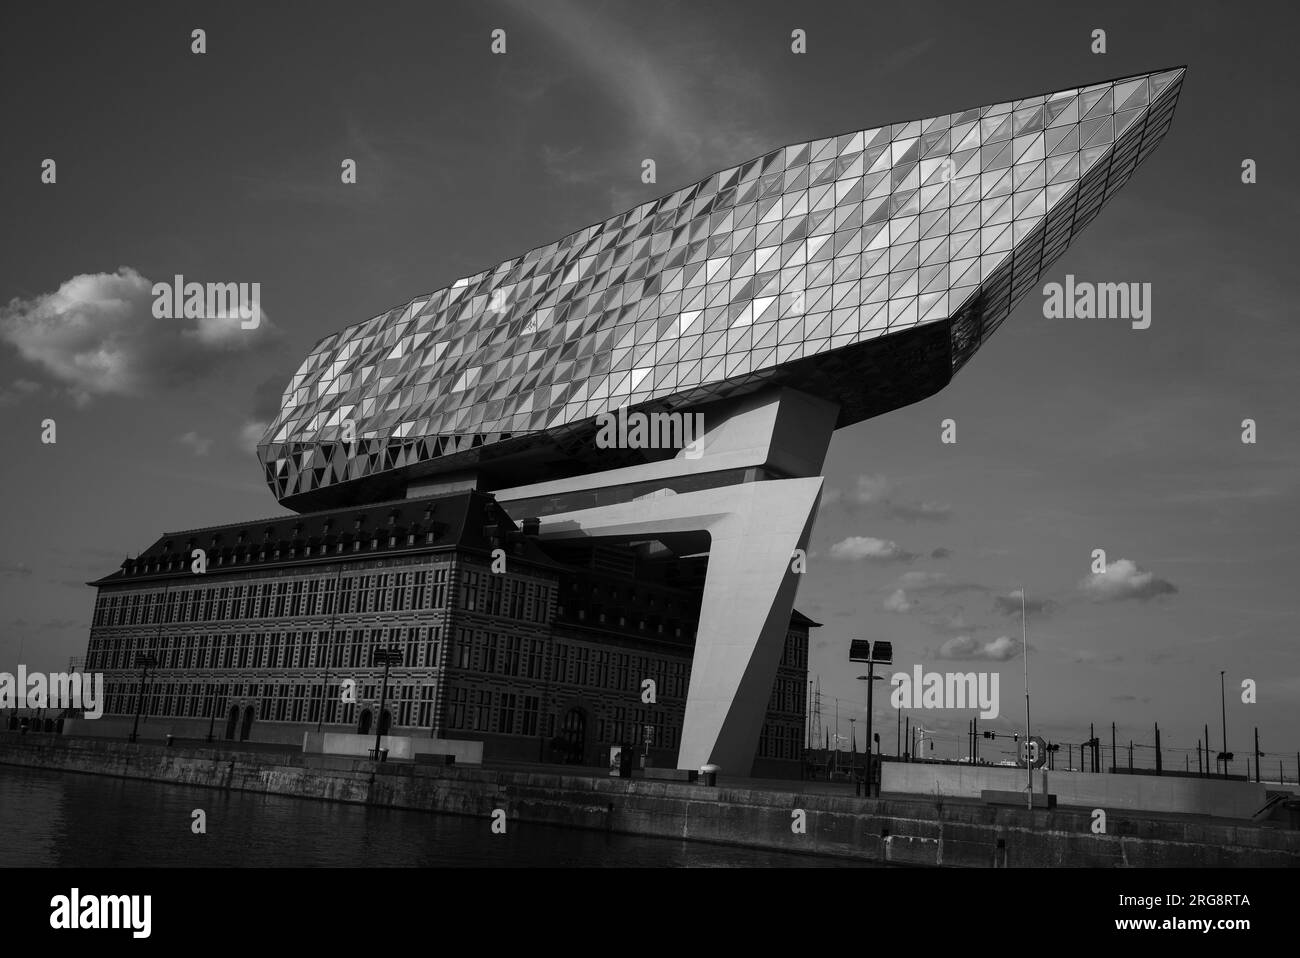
258 68 1184 772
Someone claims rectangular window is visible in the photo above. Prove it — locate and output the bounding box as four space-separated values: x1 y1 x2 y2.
473 690 492 731
448 687 467 730
498 693 516 734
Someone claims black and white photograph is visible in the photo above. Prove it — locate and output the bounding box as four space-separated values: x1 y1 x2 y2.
1 0 1295 941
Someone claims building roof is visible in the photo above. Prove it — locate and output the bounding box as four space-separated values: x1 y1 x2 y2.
258 67 1185 510
89 489 563 587
789 609 823 629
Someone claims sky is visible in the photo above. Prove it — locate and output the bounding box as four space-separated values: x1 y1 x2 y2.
2 0 1297 775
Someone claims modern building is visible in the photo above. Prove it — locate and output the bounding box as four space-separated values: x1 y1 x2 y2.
84 67 1183 775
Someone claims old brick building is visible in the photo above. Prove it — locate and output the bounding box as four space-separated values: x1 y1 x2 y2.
82 488 812 776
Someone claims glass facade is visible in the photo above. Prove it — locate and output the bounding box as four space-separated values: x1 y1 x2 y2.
260 68 1184 505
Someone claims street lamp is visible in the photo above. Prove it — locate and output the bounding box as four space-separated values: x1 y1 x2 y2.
371 647 402 761
128 653 157 743
206 687 225 744
849 640 892 797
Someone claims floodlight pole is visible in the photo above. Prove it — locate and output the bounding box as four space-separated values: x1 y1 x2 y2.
865 659 877 796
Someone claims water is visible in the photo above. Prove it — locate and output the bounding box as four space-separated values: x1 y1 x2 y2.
0 765 847 867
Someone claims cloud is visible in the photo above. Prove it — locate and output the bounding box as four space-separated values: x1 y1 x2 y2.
176 431 213 457
829 536 916 563
0 561 33 578
993 590 1056 616
0 267 278 404
1079 559 1177 602
837 473 953 522
238 420 269 453
0 379 41 406
928 612 972 635
938 635 1021 661
930 547 952 559
882 589 913 613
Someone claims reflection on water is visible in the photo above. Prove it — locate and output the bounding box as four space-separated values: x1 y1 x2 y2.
0 765 853 868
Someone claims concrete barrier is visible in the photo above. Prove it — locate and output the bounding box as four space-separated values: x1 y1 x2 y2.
301 731 483 765
883 763 1267 819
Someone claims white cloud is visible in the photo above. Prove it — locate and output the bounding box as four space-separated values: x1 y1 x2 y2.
938 635 1020 661
833 472 953 521
829 536 916 562
0 267 277 403
1079 558 1177 602
882 589 913 613
176 431 213 457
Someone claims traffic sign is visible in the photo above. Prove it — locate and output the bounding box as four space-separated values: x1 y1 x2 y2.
1019 735 1047 768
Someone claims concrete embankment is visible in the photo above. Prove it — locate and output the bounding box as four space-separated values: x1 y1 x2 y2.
3 734 1297 866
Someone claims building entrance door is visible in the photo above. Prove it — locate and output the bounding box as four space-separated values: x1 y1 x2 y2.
559 708 587 765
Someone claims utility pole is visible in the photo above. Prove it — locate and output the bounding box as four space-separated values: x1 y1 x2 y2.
1154 722 1162 776
1128 740 1133 771
1254 727 1261 784
904 716 910 762
1219 670 1228 779
1112 722 1117 775
1205 724 1211 776
1021 589 1031 809
1197 739 1202 776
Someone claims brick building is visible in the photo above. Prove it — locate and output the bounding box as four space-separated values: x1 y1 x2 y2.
82 488 812 776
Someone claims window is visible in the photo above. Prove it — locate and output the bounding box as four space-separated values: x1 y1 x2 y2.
498 693 516 734
473 690 492 731
448 687 468 729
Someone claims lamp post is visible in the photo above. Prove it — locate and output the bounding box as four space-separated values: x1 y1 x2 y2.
371 647 401 761
128 653 157 743
849 639 892 797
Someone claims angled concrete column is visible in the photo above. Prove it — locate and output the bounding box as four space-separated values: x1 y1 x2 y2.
525 477 823 773
497 385 838 775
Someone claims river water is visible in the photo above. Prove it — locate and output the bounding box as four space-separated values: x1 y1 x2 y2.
0 765 848 867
